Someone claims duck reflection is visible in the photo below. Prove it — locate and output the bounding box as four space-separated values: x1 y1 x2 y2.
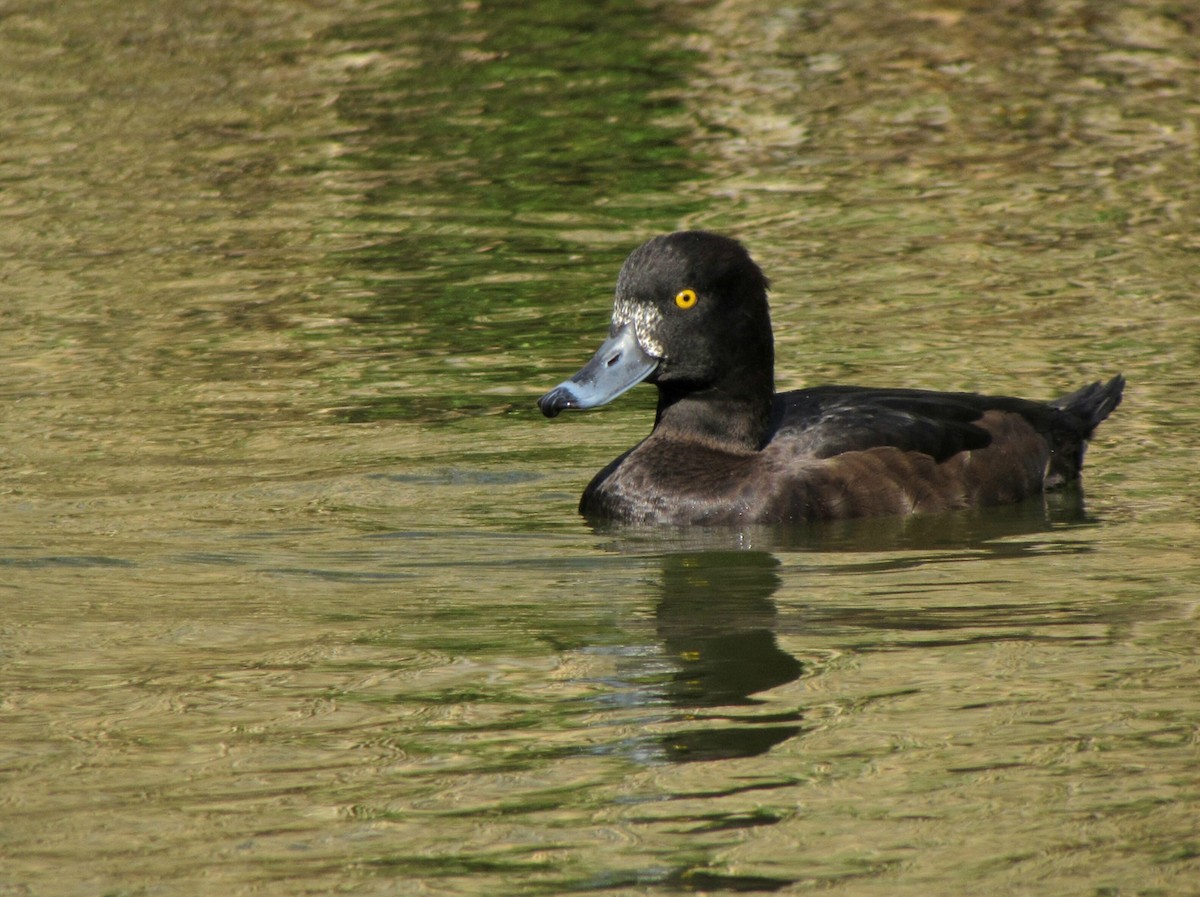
592 493 1099 765
656 551 801 707
632 551 804 763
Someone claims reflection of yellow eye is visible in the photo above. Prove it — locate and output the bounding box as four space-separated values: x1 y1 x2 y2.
674 288 698 309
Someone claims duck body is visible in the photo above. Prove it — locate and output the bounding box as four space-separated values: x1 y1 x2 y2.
538 232 1124 526
576 381 1122 525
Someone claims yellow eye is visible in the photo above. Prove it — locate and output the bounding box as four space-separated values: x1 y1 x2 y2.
674 288 698 309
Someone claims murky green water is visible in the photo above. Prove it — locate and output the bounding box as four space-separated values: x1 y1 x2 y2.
2 1 1197 894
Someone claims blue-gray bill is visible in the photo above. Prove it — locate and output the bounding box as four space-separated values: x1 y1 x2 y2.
538 324 659 418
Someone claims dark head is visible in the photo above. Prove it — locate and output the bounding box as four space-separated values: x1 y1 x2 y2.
616 232 774 398
539 231 777 448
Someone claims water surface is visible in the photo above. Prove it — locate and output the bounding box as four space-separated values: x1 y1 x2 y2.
2 1 1197 895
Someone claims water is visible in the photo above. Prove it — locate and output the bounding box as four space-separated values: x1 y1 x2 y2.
2 1 1197 894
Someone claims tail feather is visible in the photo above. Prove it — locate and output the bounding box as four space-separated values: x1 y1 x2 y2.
1045 374 1124 488
1052 374 1125 437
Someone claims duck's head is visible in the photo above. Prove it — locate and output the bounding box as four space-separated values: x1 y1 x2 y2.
538 231 774 421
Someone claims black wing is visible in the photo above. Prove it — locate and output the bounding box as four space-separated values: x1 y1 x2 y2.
768 385 1068 461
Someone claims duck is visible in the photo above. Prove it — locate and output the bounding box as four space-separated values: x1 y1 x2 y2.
538 231 1124 526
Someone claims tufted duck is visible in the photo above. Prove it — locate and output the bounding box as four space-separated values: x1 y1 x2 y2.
538 231 1124 525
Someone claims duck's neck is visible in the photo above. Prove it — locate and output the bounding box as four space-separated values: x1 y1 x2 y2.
653 381 775 452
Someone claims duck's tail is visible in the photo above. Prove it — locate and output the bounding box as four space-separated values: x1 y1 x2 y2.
1045 374 1125 488
1053 374 1126 435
